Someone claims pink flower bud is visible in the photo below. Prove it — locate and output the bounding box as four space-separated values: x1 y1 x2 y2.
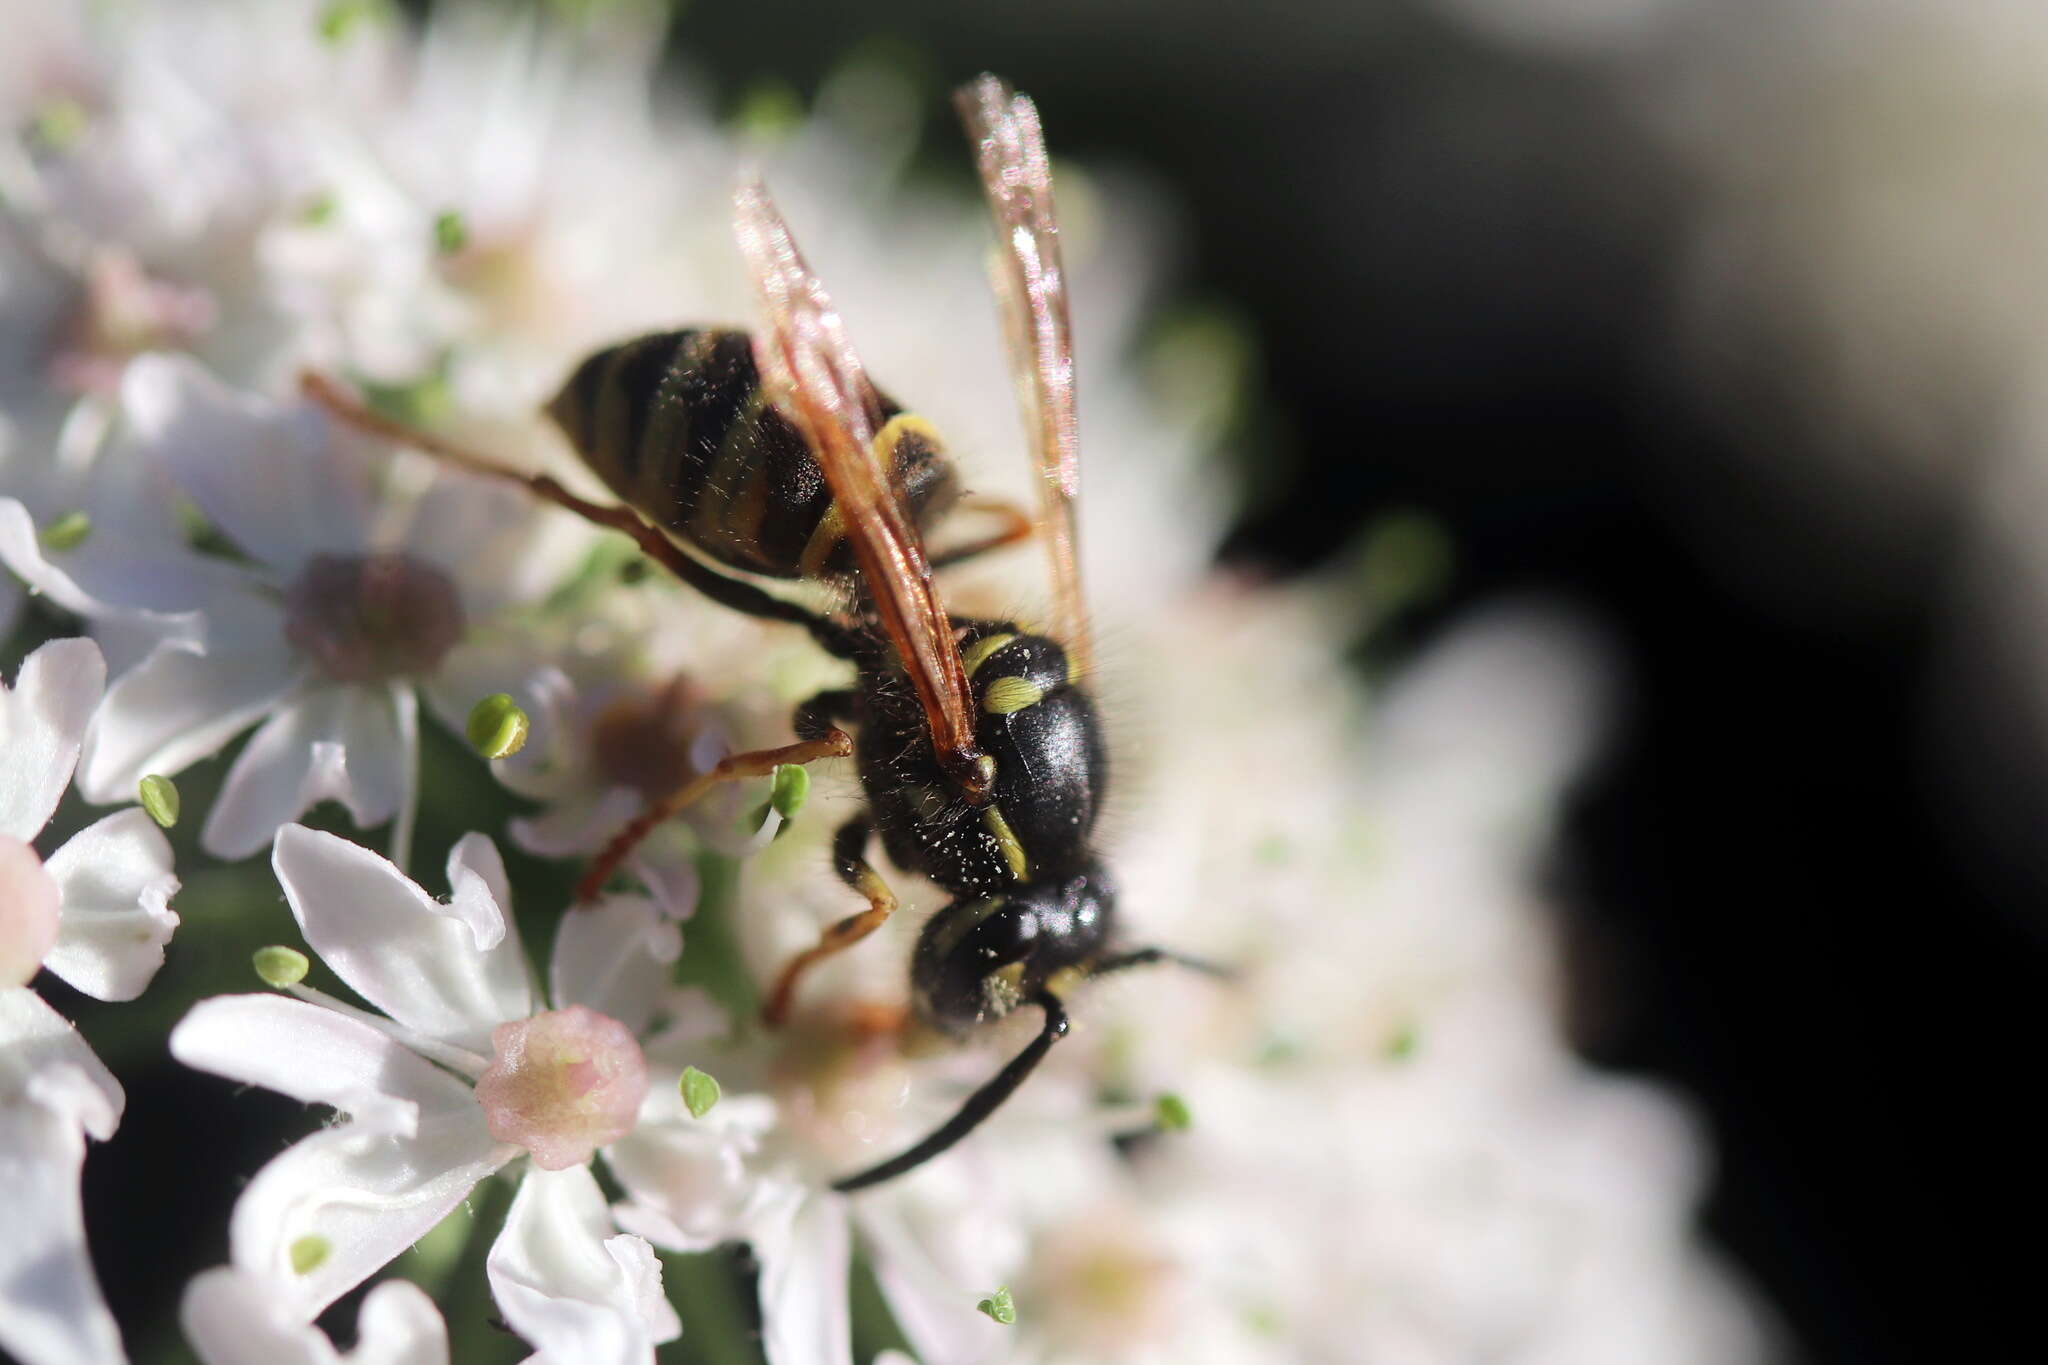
475 1005 648 1170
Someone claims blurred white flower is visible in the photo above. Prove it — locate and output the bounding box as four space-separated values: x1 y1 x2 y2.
607 994 1041 1365
182 1270 447 1365
54 355 588 866
169 824 679 1363
2 636 181 1365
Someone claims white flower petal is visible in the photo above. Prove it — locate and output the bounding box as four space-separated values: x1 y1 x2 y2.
0 497 204 651
230 1122 509 1322
181 1269 450 1365
121 355 372 571
77 633 300 805
548 895 679 1038
0 987 123 1144
400 474 586 619
0 988 124 1365
174 996 510 1321
272 825 531 1051
0 638 104 842
754 1191 853 1365
857 1202 1004 1365
630 840 700 924
170 995 472 1134
444 831 514 953
201 685 408 861
351 1278 452 1365
180 1266 341 1365
485 1166 680 1365
508 786 643 859
41 808 180 1002
605 1089 779 1256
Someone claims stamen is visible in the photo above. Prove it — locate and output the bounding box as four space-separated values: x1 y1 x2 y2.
281 981 492 1078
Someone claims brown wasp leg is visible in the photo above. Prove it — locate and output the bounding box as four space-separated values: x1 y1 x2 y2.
300 372 861 656
574 729 853 903
761 816 898 1029
928 497 1035 570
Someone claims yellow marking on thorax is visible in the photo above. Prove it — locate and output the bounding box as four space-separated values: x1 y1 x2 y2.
981 803 1030 881
982 675 1044 715
961 633 1017 678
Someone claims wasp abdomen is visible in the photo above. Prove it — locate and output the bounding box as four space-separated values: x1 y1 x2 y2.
547 328 958 580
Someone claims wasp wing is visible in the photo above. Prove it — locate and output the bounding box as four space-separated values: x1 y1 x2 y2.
732 181 987 795
956 74 1092 674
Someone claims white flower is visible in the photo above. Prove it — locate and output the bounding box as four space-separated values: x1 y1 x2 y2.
183 1270 447 1365
169 824 680 1363
1 636 180 1365
68 354 589 866
2 636 180 999
606 999 1025 1365
0 991 125 1365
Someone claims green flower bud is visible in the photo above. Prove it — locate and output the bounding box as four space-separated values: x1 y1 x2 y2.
433 209 468 255
976 1286 1016 1325
254 946 311 988
137 774 180 828
1153 1092 1192 1132
466 693 529 760
680 1066 721 1119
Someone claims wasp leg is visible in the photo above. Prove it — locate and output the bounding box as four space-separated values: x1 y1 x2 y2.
831 989 1069 1193
300 372 861 657
928 497 1035 570
761 815 899 1029
575 729 853 904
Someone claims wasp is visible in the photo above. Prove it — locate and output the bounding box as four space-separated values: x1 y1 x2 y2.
305 75 1212 1191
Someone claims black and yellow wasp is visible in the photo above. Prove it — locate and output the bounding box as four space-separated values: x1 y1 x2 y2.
307 75 1211 1191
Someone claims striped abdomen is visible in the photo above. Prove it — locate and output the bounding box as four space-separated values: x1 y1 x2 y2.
546 328 959 580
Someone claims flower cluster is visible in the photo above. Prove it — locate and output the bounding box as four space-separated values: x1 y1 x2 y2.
1 1 1771 1363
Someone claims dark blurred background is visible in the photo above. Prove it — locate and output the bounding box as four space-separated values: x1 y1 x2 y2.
636 2 2034 1360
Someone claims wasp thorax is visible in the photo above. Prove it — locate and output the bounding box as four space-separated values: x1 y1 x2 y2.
474 1005 648 1170
282 553 465 683
589 676 711 800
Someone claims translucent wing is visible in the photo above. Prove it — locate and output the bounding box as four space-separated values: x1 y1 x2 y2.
956 74 1091 674
731 181 990 801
